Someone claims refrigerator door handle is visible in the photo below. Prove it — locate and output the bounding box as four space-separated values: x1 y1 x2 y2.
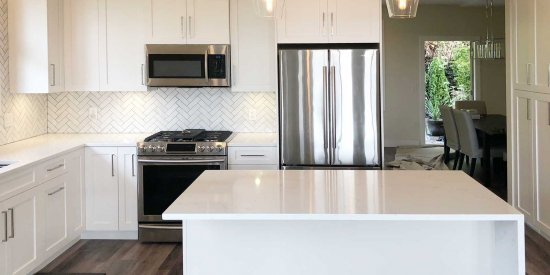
330 65 337 163
323 66 329 151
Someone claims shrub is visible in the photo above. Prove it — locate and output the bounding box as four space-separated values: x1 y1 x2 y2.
425 57 451 120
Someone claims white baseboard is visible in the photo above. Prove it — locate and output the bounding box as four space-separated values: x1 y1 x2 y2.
81 230 138 240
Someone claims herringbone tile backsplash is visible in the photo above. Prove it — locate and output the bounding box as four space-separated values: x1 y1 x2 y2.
48 89 277 133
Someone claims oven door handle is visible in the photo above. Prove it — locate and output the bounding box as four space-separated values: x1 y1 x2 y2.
138 159 225 164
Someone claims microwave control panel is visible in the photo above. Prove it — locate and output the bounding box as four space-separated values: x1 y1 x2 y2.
207 54 227 79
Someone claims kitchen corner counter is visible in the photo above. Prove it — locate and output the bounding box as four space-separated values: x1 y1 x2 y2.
228 132 278 147
0 134 148 176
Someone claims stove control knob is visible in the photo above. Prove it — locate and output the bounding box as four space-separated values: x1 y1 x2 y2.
198 146 206 152
209 146 215 152
216 145 224 152
147 145 155 152
155 145 163 152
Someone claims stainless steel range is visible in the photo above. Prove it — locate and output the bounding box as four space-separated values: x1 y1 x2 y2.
137 129 233 242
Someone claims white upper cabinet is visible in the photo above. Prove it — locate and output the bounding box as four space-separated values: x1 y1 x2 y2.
535 0 550 92
327 0 380 43
276 0 327 43
512 0 535 90
187 0 230 44
146 0 188 43
276 0 380 44
146 0 229 44
64 0 101 91
230 0 277 92
99 0 148 91
8 0 64 93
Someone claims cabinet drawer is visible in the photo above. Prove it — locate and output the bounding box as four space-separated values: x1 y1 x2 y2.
0 169 36 202
37 156 67 183
228 147 278 165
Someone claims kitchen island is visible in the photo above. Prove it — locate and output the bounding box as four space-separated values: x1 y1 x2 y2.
163 170 524 275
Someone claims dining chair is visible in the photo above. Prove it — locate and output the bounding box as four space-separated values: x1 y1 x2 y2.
439 106 461 170
452 109 484 176
455 100 487 115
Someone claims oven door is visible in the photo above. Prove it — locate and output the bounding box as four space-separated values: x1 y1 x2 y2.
137 156 227 223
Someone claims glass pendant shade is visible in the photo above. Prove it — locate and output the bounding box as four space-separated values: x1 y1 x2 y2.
386 0 419 19
256 0 276 17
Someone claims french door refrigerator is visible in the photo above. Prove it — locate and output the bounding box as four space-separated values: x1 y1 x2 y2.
279 45 381 169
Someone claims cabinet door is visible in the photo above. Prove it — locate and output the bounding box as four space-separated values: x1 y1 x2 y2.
66 150 84 238
535 0 550 92
0 210 7 275
100 0 148 91
327 0 380 43
3 191 39 275
117 147 138 231
64 0 101 91
145 0 187 43
515 96 535 225
514 0 535 90
230 0 277 92
47 0 65 92
41 176 67 257
186 0 230 44
536 100 550 235
85 147 119 231
276 0 328 43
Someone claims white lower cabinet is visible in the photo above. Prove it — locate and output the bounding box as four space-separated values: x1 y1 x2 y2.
85 146 138 236
536 99 550 236
41 176 67 257
1 190 39 275
515 95 535 225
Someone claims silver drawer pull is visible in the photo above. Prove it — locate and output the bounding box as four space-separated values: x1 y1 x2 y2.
47 163 64 172
48 187 65 196
1 211 7 242
8 208 14 239
240 155 266 157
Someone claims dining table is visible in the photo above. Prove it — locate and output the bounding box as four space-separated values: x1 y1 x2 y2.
473 114 507 187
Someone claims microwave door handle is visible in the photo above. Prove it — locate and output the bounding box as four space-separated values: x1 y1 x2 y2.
204 51 209 82
138 159 224 164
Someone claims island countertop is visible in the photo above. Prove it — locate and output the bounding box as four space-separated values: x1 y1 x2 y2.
162 170 521 221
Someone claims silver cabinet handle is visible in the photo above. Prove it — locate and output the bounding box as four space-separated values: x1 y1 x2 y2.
548 102 550 126
132 154 136 177
527 63 533 85
322 12 326 33
8 208 14 239
111 154 115 177
547 64 550 87
184 16 189 38
323 66 329 150
48 187 65 196
141 64 145 85
240 155 266 157
527 99 531 121
1 211 7 242
47 163 64 172
188 16 193 38
50 64 56 86
330 13 334 36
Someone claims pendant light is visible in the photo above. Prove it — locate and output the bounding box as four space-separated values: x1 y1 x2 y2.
386 0 420 19
256 0 276 17
472 0 505 59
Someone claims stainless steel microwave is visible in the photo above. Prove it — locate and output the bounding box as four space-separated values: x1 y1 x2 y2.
145 44 231 87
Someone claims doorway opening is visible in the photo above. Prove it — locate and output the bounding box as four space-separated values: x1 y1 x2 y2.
424 41 474 145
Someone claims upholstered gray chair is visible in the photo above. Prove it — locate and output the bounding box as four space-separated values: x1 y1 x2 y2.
455 100 487 115
440 106 461 169
452 109 483 176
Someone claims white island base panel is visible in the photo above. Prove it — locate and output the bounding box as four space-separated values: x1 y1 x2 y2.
182 220 522 275
163 170 525 275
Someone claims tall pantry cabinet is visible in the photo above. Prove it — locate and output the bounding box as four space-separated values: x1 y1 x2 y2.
509 0 550 239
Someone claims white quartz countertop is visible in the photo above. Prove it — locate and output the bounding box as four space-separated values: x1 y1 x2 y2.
0 134 148 176
163 170 522 221
228 133 278 147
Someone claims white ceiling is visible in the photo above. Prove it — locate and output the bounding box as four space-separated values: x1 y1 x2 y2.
418 0 505 6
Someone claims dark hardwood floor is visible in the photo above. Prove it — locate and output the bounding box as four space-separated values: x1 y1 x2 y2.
38 148 550 274
38 228 550 275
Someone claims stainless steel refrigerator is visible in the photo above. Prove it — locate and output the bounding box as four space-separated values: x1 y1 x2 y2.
279 46 381 169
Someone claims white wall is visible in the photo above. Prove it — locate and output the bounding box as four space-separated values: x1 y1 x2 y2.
383 5 506 147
